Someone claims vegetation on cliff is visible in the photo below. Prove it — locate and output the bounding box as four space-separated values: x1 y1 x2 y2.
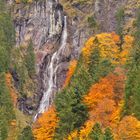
0 1 35 140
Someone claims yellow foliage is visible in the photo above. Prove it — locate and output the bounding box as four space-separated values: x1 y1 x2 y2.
10 120 17 126
82 33 134 65
28 0 33 3
120 35 134 64
67 120 94 140
64 60 77 87
33 107 59 140
117 116 140 140
82 37 95 64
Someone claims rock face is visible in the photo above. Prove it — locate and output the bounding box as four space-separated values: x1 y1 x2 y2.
94 0 126 32
13 0 63 48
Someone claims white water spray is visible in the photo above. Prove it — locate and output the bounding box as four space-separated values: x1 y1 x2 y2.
34 16 67 120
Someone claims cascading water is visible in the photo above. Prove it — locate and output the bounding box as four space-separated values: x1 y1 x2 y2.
34 16 67 120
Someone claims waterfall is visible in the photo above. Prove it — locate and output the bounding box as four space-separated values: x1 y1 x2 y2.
34 16 67 120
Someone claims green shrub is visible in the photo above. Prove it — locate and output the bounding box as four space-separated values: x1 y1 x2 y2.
87 16 97 28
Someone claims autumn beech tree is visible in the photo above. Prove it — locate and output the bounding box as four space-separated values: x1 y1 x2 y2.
64 60 77 87
84 72 125 128
117 116 140 139
33 107 59 140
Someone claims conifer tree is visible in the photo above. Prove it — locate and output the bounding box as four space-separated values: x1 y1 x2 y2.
103 128 114 140
90 123 103 140
124 8 140 119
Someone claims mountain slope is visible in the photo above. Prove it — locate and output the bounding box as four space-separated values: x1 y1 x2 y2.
0 0 140 140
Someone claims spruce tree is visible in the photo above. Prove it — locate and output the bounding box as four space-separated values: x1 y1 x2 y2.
103 128 114 140
124 8 140 119
90 123 103 140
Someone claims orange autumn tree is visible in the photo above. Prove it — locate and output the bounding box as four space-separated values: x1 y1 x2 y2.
67 68 125 139
33 107 59 140
5 73 17 139
63 60 77 87
5 73 17 107
117 116 140 140
84 71 125 128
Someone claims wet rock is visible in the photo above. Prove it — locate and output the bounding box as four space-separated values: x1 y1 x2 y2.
13 0 64 49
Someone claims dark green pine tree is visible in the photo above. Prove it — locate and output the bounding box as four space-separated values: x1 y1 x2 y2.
88 47 100 80
103 127 114 140
124 8 140 119
115 6 125 48
90 123 103 140
88 47 113 83
55 88 88 139
71 88 88 128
